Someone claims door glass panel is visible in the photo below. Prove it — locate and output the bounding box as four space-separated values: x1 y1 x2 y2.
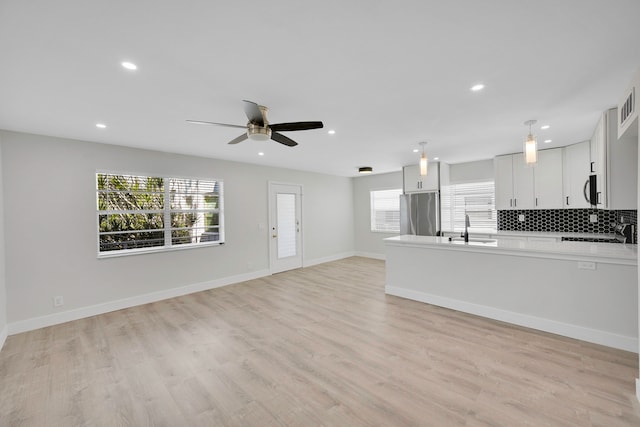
277 193 296 258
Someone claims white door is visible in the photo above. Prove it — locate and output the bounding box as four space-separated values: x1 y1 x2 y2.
269 183 302 273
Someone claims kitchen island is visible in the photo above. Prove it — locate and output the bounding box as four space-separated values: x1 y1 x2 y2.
384 235 638 351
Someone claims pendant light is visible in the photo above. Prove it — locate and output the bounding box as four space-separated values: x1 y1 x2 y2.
524 119 538 165
419 142 428 176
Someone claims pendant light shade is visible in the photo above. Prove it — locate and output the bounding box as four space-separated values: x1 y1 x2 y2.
523 120 538 165
419 142 428 176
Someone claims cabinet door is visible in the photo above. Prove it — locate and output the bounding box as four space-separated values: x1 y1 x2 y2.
511 153 535 209
563 141 591 208
494 155 514 210
534 148 563 209
590 113 607 207
403 165 421 193
422 162 439 191
403 163 439 193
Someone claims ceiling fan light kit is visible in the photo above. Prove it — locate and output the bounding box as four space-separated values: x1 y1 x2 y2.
247 123 272 141
187 100 323 147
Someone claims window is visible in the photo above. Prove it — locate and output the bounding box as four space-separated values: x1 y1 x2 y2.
441 181 496 232
97 173 224 256
370 188 402 232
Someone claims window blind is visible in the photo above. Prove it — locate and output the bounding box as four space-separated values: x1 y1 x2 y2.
441 181 496 232
370 189 402 232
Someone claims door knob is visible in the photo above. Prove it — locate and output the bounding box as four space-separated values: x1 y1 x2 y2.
272 234 277 238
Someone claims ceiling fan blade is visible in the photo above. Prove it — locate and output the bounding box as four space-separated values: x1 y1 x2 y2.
242 100 265 126
228 133 249 145
186 120 246 129
269 121 324 132
271 132 298 147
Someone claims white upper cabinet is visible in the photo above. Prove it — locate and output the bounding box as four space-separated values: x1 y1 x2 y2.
494 153 534 210
511 153 535 209
589 112 607 207
403 162 440 193
562 141 591 209
495 149 563 210
534 148 564 209
588 107 638 210
494 155 514 210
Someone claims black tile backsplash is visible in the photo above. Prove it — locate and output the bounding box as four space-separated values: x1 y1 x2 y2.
498 209 637 234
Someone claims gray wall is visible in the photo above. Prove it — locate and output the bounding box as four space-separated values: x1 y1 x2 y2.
0 135 7 346
0 131 354 327
353 171 403 258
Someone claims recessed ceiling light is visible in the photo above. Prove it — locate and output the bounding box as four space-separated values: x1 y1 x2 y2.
433 157 440 160
412 148 419 153
544 139 552 144
96 123 107 129
121 61 137 70
471 84 485 92
328 130 336 135
541 125 550 130
258 152 265 156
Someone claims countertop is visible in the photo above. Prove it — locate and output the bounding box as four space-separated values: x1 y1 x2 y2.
384 235 638 265
444 229 618 240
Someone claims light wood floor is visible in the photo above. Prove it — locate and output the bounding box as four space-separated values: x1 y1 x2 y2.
1 257 639 426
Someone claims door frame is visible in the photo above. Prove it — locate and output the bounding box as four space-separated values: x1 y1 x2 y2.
268 181 303 274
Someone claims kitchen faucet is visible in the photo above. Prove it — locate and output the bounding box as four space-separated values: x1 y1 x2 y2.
464 214 470 242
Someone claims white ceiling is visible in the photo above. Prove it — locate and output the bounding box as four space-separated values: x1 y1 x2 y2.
1 0 639 177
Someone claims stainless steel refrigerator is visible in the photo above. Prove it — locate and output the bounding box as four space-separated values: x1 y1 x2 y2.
400 192 440 236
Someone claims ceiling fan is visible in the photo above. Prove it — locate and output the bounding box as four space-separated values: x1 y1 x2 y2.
187 100 323 147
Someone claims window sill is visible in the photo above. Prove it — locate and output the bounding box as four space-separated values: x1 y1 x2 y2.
97 241 224 259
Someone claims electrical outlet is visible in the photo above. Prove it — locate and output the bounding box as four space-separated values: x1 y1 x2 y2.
589 214 598 223
518 214 525 222
578 261 596 270
53 296 64 307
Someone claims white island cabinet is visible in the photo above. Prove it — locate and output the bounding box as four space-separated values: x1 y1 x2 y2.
384 235 638 352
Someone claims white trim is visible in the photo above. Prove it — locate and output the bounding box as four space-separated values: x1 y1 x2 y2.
304 252 355 267
636 378 640 403
0 324 7 351
7 269 270 336
385 285 638 353
354 251 385 260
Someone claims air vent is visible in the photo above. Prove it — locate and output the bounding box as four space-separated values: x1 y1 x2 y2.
620 87 635 126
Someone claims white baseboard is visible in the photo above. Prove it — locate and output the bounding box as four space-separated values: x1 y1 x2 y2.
304 252 355 267
0 324 7 351
354 251 386 260
8 269 271 336
386 286 638 353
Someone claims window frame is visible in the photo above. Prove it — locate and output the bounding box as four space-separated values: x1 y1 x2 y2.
96 170 225 258
369 188 402 233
